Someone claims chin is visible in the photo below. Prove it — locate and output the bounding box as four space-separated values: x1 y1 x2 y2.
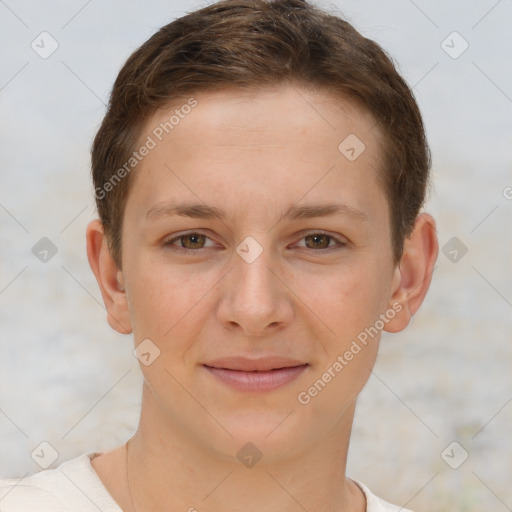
193 408 310 465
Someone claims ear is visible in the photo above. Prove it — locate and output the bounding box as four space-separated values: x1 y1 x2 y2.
384 213 438 333
86 219 133 335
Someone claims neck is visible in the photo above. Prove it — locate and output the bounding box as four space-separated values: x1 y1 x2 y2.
125 385 365 512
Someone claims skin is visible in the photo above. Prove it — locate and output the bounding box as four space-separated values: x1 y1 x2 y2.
86 83 438 512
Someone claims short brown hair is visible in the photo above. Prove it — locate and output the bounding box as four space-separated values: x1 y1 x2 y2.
91 0 431 267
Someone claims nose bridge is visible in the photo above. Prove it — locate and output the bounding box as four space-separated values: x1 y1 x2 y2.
236 245 276 301
218 235 291 333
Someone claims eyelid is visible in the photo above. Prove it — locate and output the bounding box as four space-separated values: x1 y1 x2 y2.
291 229 348 249
164 229 219 249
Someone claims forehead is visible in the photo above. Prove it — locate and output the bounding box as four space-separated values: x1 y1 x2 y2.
142 83 383 157
126 84 386 222
159 84 378 137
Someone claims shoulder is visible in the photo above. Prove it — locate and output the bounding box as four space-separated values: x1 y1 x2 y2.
353 480 415 512
0 473 72 512
0 452 118 512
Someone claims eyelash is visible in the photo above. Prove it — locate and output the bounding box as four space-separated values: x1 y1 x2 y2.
163 229 347 255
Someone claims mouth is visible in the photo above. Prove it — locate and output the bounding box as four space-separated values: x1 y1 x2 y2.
202 357 309 392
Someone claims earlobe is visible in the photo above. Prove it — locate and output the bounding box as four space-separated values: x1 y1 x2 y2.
86 219 133 335
384 213 439 333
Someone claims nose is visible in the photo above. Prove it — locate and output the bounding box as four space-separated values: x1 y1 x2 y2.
216 242 294 337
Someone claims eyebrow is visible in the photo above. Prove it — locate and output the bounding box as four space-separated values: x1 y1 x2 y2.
145 200 368 222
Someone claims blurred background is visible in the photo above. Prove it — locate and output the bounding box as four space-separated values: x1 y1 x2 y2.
0 0 511 510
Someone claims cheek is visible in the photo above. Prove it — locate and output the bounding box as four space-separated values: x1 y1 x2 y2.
299 262 386 344
294 268 386 413
126 258 212 343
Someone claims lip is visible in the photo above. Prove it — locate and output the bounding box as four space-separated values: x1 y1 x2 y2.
203 357 309 392
204 356 306 371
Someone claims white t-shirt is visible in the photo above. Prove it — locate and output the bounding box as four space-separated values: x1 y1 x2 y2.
0 452 412 511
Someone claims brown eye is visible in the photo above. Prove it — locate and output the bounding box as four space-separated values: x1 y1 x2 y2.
304 234 333 250
294 231 347 252
179 233 207 249
164 231 217 253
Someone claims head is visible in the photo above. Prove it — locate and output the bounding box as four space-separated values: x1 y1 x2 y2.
87 0 437 462
91 0 431 268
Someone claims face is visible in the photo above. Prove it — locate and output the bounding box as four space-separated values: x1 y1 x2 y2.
116 84 402 461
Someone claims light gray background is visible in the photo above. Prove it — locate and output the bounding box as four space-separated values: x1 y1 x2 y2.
1 1 511 510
